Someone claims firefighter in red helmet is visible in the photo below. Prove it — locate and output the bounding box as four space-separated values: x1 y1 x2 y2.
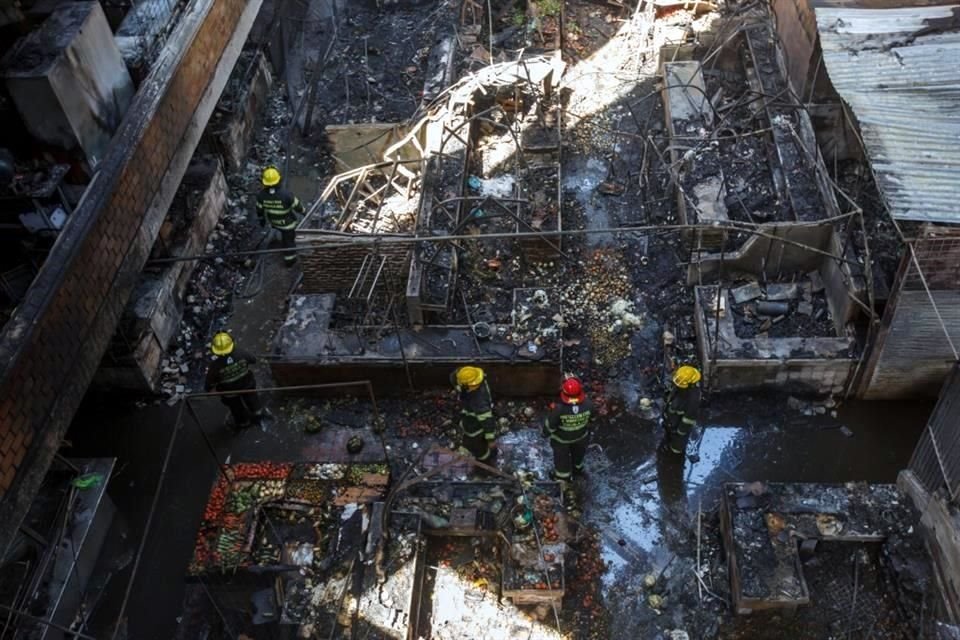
543 376 594 482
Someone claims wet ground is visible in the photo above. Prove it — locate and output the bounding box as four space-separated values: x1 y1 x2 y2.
55 0 941 638
64 378 932 638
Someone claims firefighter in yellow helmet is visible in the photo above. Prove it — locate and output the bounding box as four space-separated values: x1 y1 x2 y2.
256 166 305 266
450 366 495 462
204 332 266 430
661 365 702 455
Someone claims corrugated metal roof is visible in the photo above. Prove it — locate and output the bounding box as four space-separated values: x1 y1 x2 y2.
815 5 960 223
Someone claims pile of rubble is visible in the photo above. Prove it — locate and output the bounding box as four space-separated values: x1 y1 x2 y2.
729 274 836 339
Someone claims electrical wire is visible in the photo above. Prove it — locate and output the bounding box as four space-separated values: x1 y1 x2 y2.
145 218 860 265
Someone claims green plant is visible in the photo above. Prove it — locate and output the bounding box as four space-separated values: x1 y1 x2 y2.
536 0 562 17
512 8 527 27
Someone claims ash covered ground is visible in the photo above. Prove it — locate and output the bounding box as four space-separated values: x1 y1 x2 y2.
64 1 941 639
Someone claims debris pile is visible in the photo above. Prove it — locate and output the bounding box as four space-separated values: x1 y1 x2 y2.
729 275 836 339
558 248 643 366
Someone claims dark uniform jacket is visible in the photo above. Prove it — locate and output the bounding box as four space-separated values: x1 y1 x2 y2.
450 373 493 421
205 349 257 392
666 386 701 429
544 399 594 443
256 187 304 229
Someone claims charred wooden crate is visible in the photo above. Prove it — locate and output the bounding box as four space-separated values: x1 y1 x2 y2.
501 481 566 608
501 559 564 608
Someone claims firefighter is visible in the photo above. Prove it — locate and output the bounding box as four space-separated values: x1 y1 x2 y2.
544 377 594 482
662 365 702 455
205 332 266 430
256 166 305 266
451 366 495 462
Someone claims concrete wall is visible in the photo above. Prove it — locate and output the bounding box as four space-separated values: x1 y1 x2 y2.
97 157 227 391
701 356 854 395
1 2 135 167
820 232 865 333
695 286 855 395
210 50 273 172
688 223 834 283
899 470 960 625
0 0 262 554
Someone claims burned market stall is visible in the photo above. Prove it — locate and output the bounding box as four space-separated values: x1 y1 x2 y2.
663 4 869 396
187 461 391 634
689 221 864 394
272 57 567 396
720 482 932 637
385 448 571 638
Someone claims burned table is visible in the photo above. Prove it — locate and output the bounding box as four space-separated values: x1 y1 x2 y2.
720 482 912 615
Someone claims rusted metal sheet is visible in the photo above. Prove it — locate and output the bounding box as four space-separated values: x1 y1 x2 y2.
815 5 960 223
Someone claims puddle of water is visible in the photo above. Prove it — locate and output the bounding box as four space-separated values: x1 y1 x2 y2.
564 157 611 245
686 426 742 492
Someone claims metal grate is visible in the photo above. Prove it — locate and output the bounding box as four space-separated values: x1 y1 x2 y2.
909 363 960 503
903 235 960 292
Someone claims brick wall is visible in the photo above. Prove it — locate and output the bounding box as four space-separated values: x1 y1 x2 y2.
96 158 228 391
0 0 261 551
297 235 412 294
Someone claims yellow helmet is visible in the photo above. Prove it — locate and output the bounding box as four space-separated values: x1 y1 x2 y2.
672 365 701 388
261 166 281 187
211 332 234 356
456 366 484 388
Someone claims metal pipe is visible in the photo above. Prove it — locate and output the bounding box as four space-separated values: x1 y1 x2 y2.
756 300 789 316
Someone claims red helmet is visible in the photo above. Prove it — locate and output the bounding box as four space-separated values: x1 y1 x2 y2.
560 377 585 404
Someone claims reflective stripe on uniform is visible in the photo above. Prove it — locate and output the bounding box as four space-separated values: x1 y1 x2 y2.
219 360 249 384
462 409 493 419
551 433 588 444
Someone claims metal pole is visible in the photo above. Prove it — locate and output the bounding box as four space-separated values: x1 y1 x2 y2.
185 380 378 398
